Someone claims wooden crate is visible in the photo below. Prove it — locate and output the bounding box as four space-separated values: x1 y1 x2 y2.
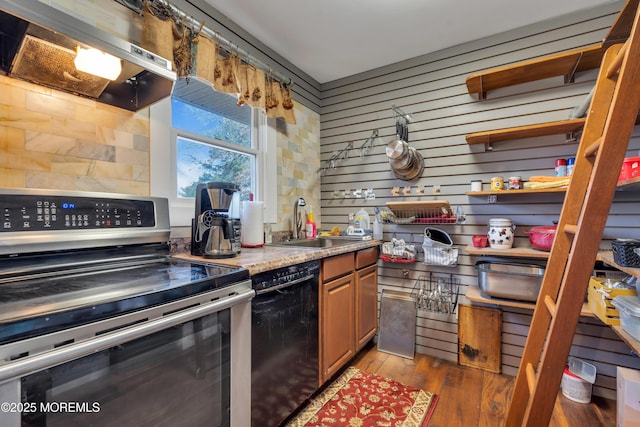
587 277 638 325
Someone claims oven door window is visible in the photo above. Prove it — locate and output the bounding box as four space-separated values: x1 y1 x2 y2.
20 310 231 427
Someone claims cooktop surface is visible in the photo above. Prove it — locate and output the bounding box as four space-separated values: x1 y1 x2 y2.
0 257 249 344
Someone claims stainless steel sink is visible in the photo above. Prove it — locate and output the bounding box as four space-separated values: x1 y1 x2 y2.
270 237 366 248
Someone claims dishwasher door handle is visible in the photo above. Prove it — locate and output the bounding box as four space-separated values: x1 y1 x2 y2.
255 274 316 295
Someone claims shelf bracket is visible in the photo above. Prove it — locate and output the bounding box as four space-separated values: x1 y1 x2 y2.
565 130 580 143
478 76 487 100
484 140 493 152
487 194 498 204
565 52 584 84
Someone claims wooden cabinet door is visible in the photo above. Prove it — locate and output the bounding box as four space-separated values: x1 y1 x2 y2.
355 264 378 351
321 273 355 382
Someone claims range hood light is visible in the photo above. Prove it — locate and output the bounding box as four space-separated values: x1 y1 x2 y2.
74 46 122 81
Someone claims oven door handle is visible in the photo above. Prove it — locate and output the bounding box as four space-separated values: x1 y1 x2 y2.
254 273 315 295
0 288 255 383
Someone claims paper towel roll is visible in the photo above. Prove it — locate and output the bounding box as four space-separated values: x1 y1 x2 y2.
241 201 264 247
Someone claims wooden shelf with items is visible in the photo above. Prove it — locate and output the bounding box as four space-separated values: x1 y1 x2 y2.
466 248 640 353
597 250 640 278
466 246 640 270
465 177 639 197
465 245 549 259
465 286 594 316
466 187 567 196
465 244 550 259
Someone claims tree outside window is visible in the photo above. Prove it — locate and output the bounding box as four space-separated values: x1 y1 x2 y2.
172 97 255 202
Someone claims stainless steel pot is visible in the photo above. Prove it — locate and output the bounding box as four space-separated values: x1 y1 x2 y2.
386 121 424 181
386 139 408 159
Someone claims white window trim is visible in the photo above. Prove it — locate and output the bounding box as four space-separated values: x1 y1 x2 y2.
150 97 277 227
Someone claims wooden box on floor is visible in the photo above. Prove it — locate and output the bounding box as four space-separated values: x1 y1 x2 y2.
458 304 501 373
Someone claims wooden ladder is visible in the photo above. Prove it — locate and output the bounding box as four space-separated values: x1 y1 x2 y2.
504 6 640 427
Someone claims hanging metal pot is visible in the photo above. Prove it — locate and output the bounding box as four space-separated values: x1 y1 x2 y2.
391 149 424 181
386 121 408 159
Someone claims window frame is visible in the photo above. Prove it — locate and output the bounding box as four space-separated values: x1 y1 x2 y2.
150 97 277 228
172 128 258 202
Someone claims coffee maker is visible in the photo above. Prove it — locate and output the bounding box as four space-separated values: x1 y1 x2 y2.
191 182 242 258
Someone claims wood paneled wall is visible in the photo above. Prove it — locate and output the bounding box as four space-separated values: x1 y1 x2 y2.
318 0 640 399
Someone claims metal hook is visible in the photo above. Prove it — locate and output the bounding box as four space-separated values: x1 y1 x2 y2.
392 104 412 124
359 129 378 158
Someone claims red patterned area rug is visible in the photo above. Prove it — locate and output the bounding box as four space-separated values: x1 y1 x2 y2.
285 366 438 427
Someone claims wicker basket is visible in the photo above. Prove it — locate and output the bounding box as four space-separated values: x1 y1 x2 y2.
611 239 640 267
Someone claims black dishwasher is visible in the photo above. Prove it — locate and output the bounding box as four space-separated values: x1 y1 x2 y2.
250 260 319 427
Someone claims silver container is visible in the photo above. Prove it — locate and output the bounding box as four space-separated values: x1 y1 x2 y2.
475 261 545 301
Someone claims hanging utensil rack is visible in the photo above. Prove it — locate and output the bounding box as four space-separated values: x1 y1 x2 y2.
392 104 412 143
318 128 378 175
411 272 460 314
392 104 412 123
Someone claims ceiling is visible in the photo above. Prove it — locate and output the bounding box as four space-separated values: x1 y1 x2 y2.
204 0 618 84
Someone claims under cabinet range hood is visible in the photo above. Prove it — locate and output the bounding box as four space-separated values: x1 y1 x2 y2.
0 0 176 111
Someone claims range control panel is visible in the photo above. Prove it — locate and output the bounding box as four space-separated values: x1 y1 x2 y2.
1 195 156 232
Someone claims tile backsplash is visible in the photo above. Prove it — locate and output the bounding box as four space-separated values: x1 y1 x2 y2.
0 75 150 195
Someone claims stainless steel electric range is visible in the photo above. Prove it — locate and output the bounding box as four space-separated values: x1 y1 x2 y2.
0 188 253 427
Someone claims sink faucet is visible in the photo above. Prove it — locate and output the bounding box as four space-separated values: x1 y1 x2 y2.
292 197 306 239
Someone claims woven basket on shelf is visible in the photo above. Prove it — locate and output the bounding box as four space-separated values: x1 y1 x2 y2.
611 239 640 267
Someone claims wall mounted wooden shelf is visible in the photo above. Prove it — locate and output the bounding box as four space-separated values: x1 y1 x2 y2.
465 118 586 150
466 188 567 196
465 286 593 316
465 245 550 259
465 177 639 197
466 45 606 99
466 0 638 99
617 176 640 190
612 326 640 355
466 247 639 279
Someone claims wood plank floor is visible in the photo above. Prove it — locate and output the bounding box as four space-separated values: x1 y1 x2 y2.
349 343 617 427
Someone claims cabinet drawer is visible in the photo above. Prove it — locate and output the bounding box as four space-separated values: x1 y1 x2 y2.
355 246 379 270
323 252 354 282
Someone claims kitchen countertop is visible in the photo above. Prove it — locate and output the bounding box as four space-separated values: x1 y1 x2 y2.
174 239 382 275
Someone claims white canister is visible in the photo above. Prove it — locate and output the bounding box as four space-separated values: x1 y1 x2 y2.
488 218 515 249
561 366 592 403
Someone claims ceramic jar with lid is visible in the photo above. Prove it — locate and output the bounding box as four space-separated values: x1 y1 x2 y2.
488 218 516 249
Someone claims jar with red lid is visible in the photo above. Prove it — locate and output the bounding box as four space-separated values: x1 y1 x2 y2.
555 158 567 176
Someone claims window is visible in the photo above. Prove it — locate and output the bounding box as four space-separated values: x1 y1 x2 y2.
150 87 277 227
172 97 255 203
